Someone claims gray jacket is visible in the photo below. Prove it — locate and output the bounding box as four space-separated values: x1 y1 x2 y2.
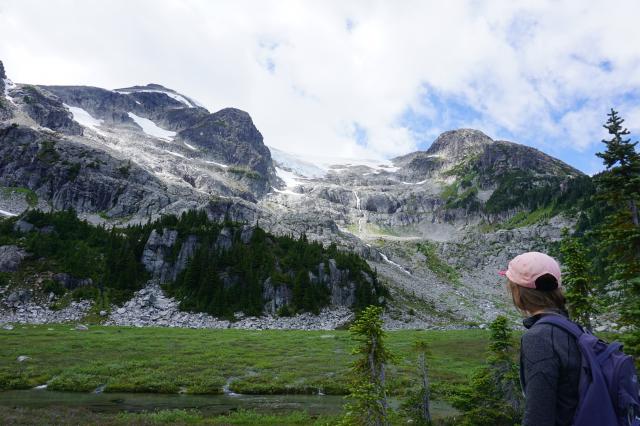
520 310 582 426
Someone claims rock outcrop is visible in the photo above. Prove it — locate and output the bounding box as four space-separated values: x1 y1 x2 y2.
105 281 354 330
0 125 176 217
140 225 373 314
0 245 27 272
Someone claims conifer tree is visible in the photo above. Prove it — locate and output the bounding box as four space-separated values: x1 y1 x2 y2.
341 305 393 426
595 109 640 355
402 340 432 425
452 316 523 425
559 228 595 329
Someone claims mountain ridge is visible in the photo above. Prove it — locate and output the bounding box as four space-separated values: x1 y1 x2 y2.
0 58 592 327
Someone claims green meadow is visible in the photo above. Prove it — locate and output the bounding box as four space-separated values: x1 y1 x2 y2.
0 325 490 424
0 325 488 395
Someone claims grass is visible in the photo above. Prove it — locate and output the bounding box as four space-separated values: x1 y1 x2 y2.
499 205 555 229
227 167 263 180
345 222 400 237
0 325 489 396
0 407 339 426
416 242 461 286
479 205 557 232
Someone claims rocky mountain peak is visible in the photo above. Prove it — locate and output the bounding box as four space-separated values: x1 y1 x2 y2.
426 129 493 159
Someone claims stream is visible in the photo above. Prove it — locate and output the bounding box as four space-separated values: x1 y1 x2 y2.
0 389 458 417
0 389 344 415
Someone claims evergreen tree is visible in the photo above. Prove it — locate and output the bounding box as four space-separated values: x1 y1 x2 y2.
402 340 432 425
341 305 393 426
452 316 523 426
594 109 640 355
559 228 595 329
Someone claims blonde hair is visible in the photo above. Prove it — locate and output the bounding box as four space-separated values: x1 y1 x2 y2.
507 280 566 315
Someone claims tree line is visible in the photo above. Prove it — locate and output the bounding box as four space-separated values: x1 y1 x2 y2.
559 109 640 357
0 208 386 316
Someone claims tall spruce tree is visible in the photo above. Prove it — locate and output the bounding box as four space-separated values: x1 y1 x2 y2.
559 228 595 329
595 109 640 355
402 340 432 425
341 305 393 426
452 316 523 425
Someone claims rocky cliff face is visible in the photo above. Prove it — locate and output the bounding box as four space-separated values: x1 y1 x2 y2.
262 128 588 324
0 125 180 217
140 225 372 315
0 60 277 220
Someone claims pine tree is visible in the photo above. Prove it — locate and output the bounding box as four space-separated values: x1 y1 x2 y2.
559 228 595 329
452 316 523 425
341 305 393 426
595 109 640 355
402 340 432 425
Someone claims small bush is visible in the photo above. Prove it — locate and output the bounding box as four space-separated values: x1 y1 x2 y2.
42 279 66 297
71 286 99 301
277 305 293 317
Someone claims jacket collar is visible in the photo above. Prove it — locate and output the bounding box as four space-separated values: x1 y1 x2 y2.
522 308 569 329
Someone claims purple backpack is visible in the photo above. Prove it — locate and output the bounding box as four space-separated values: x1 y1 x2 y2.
536 315 640 426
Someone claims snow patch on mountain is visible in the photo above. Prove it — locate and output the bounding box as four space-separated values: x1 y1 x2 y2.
270 147 326 178
116 88 199 108
128 112 176 141
0 209 17 217
269 146 399 176
272 187 304 196
3 78 16 105
205 160 229 168
183 141 198 151
275 167 302 188
162 150 187 159
66 105 105 136
379 252 412 276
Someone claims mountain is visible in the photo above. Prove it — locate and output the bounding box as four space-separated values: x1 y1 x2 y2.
0 59 593 328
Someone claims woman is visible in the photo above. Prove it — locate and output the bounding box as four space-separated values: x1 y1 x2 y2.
501 251 582 426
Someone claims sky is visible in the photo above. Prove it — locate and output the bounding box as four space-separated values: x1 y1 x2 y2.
1 0 640 175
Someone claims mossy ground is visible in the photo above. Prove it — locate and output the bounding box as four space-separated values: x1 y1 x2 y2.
0 326 488 424
0 325 488 395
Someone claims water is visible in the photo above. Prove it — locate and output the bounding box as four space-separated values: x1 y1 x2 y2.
0 389 458 418
0 389 345 416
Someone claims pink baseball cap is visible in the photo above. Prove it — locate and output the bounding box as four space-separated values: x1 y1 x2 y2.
499 252 561 290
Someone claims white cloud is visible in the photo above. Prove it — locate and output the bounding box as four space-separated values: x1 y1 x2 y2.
1 0 639 168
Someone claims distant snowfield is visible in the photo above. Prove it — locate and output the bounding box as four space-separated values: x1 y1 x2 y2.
116 88 200 108
269 146 399 177
275 167 301 188
65 104 105 135
127 112 176 141
269 147 326 178
205 160 229 168
3 78 17 105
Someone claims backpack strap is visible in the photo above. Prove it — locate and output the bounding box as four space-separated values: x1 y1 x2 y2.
596 341 622 365
534 314 584 338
